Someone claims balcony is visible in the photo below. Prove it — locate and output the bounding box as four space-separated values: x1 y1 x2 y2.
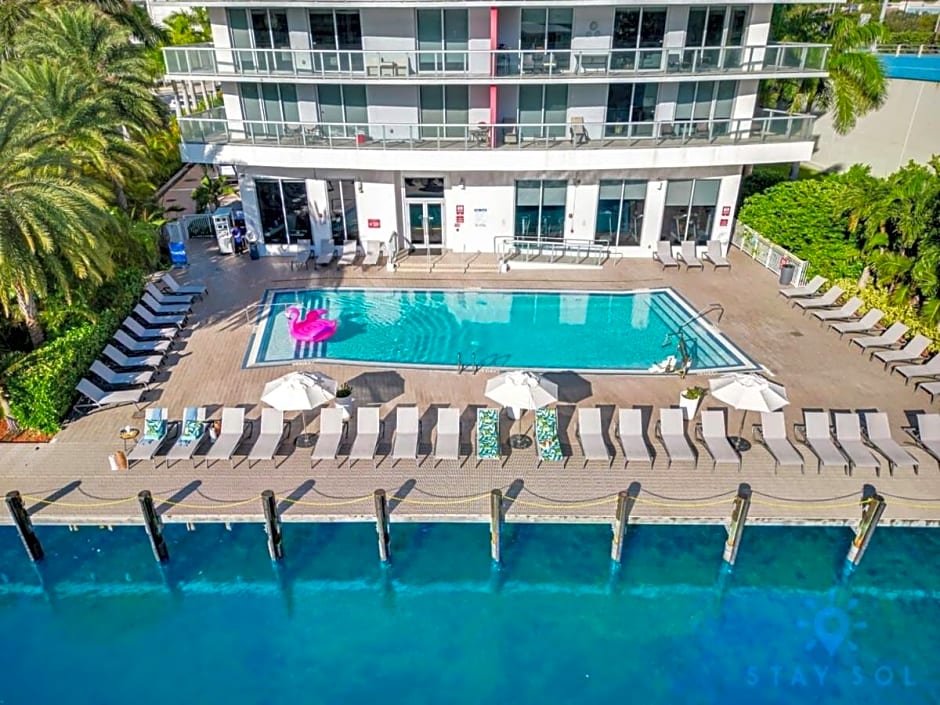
164 43 828 84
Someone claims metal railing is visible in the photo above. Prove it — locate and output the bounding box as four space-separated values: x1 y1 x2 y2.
178 108 815 151
494 236 611 265
164 42 829 79
732 222 808 287
871 44 940 57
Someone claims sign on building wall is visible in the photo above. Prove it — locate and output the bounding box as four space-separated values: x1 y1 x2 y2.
368 219 381 228
474 208 487 227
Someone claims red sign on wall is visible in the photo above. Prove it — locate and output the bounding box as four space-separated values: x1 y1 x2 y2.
720 218 729 227
368 219 381 228
456 205 465 215
721 206 732 216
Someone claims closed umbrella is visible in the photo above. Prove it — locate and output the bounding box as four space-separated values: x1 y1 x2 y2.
708 373 789 450
485 370 558 447
261 371 337 446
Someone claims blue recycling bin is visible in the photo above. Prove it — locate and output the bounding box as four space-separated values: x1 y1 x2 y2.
169 240 188 267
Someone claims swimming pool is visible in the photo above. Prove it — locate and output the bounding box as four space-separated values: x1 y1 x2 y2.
247 287 758 373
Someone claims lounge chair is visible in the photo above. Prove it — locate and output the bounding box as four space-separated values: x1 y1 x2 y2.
161 273 206 298
476 408 502 466
336 241 360 267
391 407 421 467
833 413 881 475
654 408 696 468
311 407 346 465
794 412 847 474
142 293 190 316
752 411 804 473
903 413 940 467
695 410 741 471
811 297 862 323
535 407 564 467
127 408 174 466
872 334 931 369
677 241 704 270
894 354 940 385
917 380 940 402
793 286 844 312
829 309 884 338
315 238 336 268
247 409 289 466
114 330 170 354
862 412 918 475
362 241 382 267
204 407 251 468
702 240 730 270
89 360 153 389
290 239 312 270
576 407 612 468
433 408 460 466
850 322 909 353
165 407 208 467
616 408 653 468
779 275 826 299
348 407 383 468
133 304 185 329
102 344 163 370
74 378 144 412
144 282 195 306
653 241 679 270
123 317 177 341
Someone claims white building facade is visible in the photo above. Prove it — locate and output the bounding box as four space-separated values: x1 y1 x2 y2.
160 0 828 259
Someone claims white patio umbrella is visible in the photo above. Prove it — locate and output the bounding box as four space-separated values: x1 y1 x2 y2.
485 370 558 428
261 371 337 443
708 373 789 440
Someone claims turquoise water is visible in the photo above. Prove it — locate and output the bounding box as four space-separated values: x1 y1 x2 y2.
251 287 757 372
1 523 938 704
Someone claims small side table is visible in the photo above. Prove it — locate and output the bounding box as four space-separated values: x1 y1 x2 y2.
119 426 140 453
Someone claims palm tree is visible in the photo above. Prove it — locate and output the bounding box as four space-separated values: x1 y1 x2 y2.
0 96 113 347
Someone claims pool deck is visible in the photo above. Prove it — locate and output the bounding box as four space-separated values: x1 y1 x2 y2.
1 242 939 529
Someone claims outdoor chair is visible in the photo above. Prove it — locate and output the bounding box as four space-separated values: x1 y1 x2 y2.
576 407 612 468
142 293 190 316
247 409 290 467
752 411 804 473
475 408 502 467
348 407 383 468
654 408 697 468
535 407 564 467
872 334 931 369
862 412 918 475
652 241 679 270
165 407 209 467
833 413 881 475
132 304 185 329
311 407 346 465
122 316 177 341
89 360 153 389
127 408 175 466
315 239 336 268
829 309 884 338
102 344 163 370
391 407 421 467
362 241 382 267
811 297 862 323
677 241 704 270
145 282 195 306
615 408 653 468
569 116 588 146
894 354 940 385
702 240 730 270
794 411 847 474
290 239 312 271
903 413 940 467
779 275 826 299
336 241 360 268
433 408 461 466
793 286 844 312
161 273 206 298
114 330 170 355
204 407 252 468
917 380 940 402
694 410 741 471
850 322 909 353
74 378 143 413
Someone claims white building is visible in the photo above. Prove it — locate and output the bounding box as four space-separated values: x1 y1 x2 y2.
159 0 828 259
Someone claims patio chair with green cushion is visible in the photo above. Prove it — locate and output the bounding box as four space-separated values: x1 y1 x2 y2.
165 407 208 467
128 407 176 466
475 408 501 466
534 407 564 467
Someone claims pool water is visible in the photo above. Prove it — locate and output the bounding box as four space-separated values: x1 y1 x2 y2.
249 287 757 372
1 523 937 705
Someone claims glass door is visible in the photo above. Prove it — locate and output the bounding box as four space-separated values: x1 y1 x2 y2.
408 202 443 249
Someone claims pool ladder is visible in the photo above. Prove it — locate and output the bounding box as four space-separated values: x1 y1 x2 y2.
456 351 479 375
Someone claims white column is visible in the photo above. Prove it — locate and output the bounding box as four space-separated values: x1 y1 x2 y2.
640 180 667 256
567 180 599 241
714 174 742 251
239 174 264 253
745 5 772 67
208 8 234 74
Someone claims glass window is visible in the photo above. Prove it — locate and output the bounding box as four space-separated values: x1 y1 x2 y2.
228 9 252 49
520 9 572 71
518 85 568 139
282 182 311 241
417 9 467 72
728 8 748 45
613 8 665 70
661 179 720 245
309 11 336 49
596 180 647 246
251 11 272 49
327 179 359 244
318 85 367 137
256 179 310 245
514 180 567 241
674 81 736 133
419 86 467 138
605 84 657 137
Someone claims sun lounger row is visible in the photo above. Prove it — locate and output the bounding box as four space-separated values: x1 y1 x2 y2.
654 240 730 271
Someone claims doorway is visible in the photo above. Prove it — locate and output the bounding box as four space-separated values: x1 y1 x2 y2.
407 201 443 251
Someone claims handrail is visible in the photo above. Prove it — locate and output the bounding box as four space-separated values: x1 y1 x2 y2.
494 236 611 265
678 303 725 330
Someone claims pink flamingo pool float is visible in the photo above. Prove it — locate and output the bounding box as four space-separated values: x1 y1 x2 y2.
285 306 338 343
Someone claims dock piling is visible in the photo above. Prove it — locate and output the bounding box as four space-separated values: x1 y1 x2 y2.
610 487 638 564
722 483 751 567
846 492 886 568
261 490 284 561
5 491 44 562
374 489 391 563
137 490 169 564
490 489 503 564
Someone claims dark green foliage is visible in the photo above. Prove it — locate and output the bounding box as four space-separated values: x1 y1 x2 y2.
738 167 790 206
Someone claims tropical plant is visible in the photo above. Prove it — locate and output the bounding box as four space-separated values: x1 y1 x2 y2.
164 8 212 46
681 386 707 400
336 383 353 398
192 170 237 212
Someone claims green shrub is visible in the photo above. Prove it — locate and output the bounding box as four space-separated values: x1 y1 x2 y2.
834 279 940 351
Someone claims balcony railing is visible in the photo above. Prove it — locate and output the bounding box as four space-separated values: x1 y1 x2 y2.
178 108 814 151
164 43 828 79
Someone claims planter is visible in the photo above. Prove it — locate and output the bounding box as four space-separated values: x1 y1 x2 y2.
335 395 355 421
679 394 702 420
